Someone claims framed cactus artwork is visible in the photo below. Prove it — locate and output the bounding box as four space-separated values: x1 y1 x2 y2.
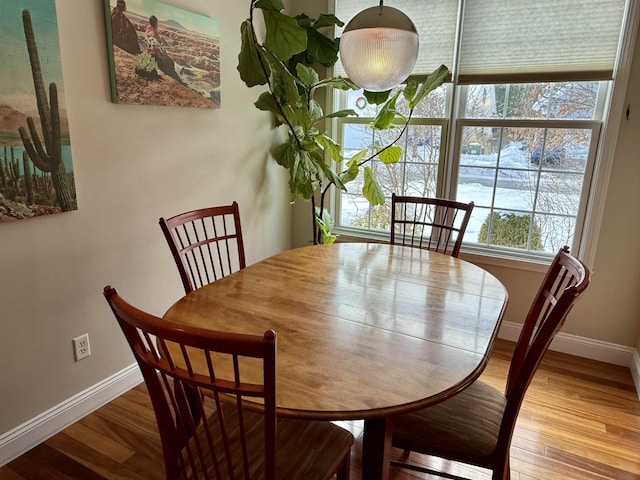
104 0 221 108
0 0 78 222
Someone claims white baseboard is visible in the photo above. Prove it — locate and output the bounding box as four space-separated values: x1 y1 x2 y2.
0 364 142 468
632 350 640 401
498 321 636 367
499 321 640 398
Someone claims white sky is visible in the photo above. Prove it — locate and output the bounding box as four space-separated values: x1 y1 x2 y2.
117 0 219 37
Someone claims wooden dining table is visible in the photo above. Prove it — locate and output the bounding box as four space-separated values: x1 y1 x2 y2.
163 242 508 480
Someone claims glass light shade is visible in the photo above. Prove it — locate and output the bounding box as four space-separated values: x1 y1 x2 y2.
339 5 419 92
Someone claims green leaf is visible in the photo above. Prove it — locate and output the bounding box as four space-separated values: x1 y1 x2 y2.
292 104 313 134
296 63 319 87
313 14 344 29
301 137 320 152
339 154 363 184
261 48 299 104
237 20 268 87
292 125 305 141
349 149 369 165
280 104 298 126
263 10 307 61
378 146 402 164
363 167 385 205
364 89 391 105
314 76 360 91
306 27 339 67
254 91 286 124
403 80 419 103
320 109 357 121
322 233 337 244
254 91 277 114
255 0 284 11
371 92 401 130
290 14 342 67
409 64 450 109
315 154 346 192
307 99 323 123
339 167 359 185
315 220 337 244
289 150 318 200
316 134 342 162
274 140 296 169
315 208 338 244
294 13 314 28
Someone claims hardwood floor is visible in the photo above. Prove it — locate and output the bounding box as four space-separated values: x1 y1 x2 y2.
1 339 639 480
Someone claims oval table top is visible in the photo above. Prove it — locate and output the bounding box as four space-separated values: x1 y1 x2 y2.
163 242 508 421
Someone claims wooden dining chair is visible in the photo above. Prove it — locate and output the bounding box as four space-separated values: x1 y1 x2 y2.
389 246 590 480
159 202 246 293
103 285 353 480
390 194 474 257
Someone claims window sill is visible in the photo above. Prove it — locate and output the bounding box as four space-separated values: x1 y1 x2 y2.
458 247 551 273
334 228 552 273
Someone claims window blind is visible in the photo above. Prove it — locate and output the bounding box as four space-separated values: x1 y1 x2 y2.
458 0 627 83
333 0 627 83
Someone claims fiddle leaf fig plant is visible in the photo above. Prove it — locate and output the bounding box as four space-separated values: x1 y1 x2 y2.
237 0 450 244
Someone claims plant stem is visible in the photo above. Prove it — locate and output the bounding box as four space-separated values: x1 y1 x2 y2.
311 194 318 244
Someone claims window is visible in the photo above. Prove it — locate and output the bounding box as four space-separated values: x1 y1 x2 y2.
331 0 632 261
455 82 602 254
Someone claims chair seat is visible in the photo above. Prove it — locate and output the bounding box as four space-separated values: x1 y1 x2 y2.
392 380 506 468
186 404 354 480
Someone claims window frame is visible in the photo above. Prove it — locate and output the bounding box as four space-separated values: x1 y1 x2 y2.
450 116 602 255
328 0 639 268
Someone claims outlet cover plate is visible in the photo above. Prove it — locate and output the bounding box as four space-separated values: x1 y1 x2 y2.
73 333 91 361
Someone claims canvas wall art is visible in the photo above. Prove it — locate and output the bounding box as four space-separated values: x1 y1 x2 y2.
104 0 221 108
0 0 78 222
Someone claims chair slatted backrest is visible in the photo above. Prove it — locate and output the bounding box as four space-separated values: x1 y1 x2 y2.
498 246 590 456
390 194 474 257
103 286 276 480
159 202 246 294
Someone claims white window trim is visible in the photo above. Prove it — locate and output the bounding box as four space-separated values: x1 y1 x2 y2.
327 0 640 271
452 116 602 254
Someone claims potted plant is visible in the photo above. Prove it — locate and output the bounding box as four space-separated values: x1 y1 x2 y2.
237 0 448 244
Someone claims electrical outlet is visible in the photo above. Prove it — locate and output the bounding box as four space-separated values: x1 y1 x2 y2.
73 333 91 361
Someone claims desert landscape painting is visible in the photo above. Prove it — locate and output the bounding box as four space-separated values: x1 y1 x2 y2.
0 0 77 222
105 0 221 108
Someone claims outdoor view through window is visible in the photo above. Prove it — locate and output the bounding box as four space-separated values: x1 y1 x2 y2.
335 82 600 254
332 0 629 259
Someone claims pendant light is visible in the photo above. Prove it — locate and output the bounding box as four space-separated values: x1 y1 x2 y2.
339 1 419 92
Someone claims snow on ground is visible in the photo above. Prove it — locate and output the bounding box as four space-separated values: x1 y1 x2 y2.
339 142 585 251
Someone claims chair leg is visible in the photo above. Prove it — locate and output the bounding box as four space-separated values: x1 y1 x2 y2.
492 456 510 480
336 451 351 480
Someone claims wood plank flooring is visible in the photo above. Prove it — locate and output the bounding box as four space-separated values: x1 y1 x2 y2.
1 339 639 479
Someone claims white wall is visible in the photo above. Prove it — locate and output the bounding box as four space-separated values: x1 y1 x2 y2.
0 0 290 436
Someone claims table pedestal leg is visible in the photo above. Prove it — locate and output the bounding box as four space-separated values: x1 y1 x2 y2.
362 417 393 480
